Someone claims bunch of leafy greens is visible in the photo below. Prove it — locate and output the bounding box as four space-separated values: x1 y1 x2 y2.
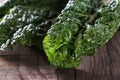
43 0 120 68
0 0 120 68
0 0 68 50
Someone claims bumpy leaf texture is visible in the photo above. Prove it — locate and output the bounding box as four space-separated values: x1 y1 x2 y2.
43 0 120 68
0 0 68 50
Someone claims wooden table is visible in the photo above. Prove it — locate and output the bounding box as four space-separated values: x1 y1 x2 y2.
0 29 120 80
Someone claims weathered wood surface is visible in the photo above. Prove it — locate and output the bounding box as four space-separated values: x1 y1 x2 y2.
0 29 120 80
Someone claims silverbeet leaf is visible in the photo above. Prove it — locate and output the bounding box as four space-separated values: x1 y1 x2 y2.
43 0 120 68
0 0 68 50
0 6 51 50
43 0 103 68
75 0 120 56
0 0 68 18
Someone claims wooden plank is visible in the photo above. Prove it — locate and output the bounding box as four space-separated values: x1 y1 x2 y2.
19 55 58 80
18 45 75 80
56 68 76 80
38 55 58 80
0 56 23 80
18 55 48 80
76 29 120 80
